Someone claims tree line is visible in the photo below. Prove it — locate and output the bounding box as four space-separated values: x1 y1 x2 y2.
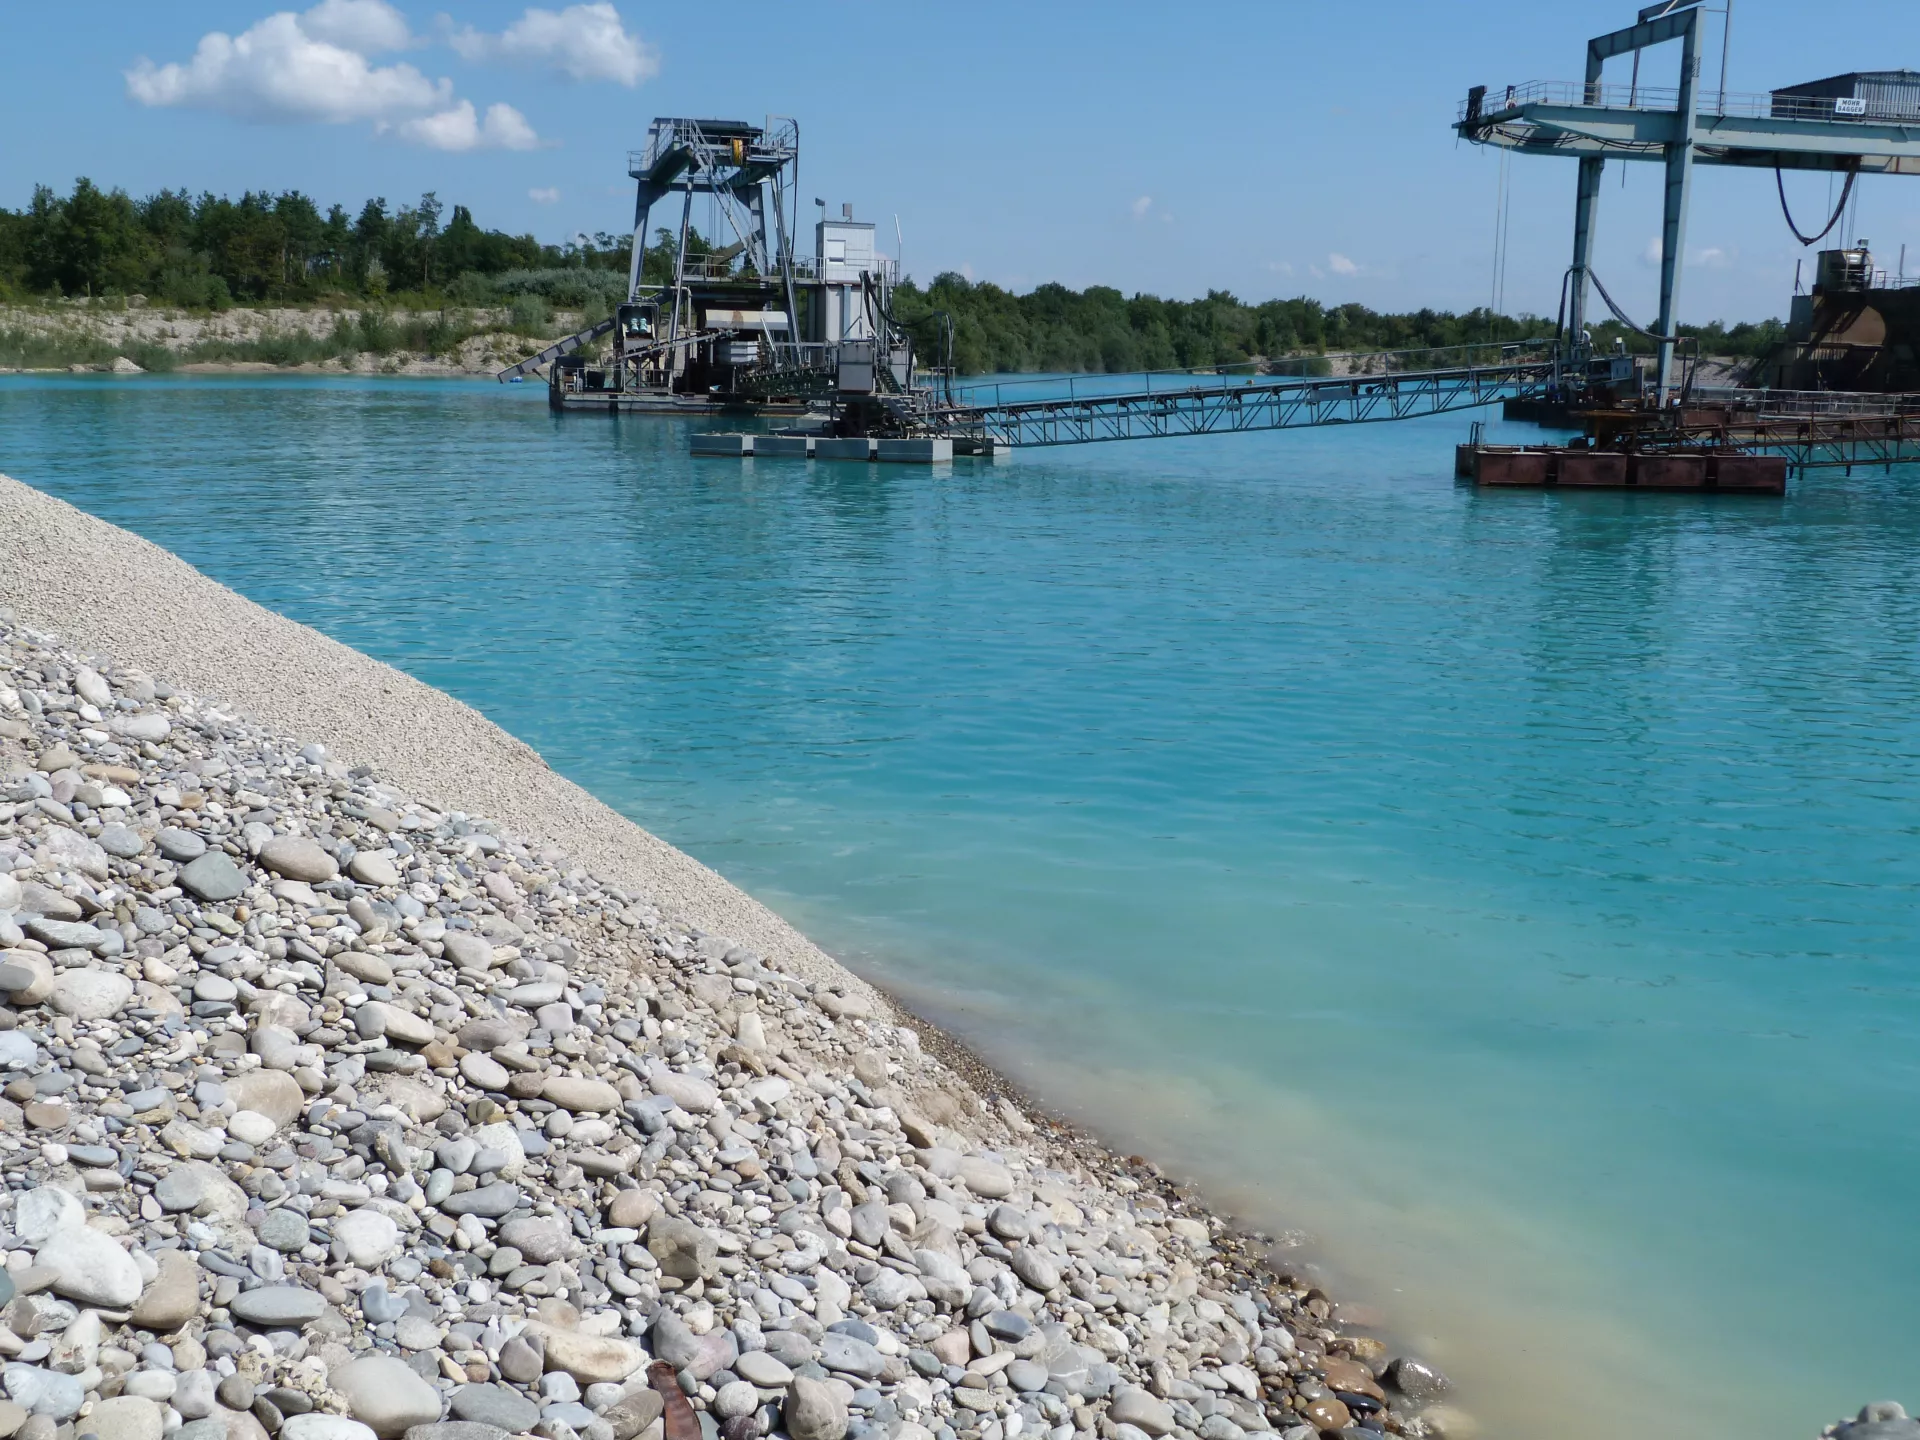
0 178 650 310
0 178 1784 372
893 274 1786 374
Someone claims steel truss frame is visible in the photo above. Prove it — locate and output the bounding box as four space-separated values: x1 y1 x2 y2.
940 355 1561 448
1654 414 1920 470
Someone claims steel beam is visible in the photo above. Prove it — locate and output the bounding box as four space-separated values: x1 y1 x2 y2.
1464 107 1920 173
1569 157 1605 346
626 182 663 302
1589 8 1698 68
1655 15 1701 403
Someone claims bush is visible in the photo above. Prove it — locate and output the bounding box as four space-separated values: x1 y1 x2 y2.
184 330 337 367
399 310 471 356
508 294 551 336
156 249 232 311
0 327 176 372
446 270 498 306
494 267 625 309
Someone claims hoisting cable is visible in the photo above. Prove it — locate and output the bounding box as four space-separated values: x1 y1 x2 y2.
1588 269 1668 342
1776 166 1856 247
1585 269 1700 400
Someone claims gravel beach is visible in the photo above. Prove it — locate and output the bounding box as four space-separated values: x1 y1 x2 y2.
0 472 1469 1440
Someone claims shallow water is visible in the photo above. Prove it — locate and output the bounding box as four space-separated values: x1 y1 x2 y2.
4 374 1918 1437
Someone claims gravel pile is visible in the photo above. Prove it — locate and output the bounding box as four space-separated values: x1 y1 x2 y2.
0 475 1467 1440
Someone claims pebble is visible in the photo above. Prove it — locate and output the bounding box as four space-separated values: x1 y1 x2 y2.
332 1209 400 1268
35 1226 142 1307
735 1352 795 1387
348 853 401 888
97 825 145 859
225 1070 304 1127
438 1183 520 1218
393 1316 443 1351
530 1328 647 1384
496 1337 542 1386
786 1377 850 1440
130 1249 200 1332
255 1209 310 1256
359 1283 407 1324
257 837 340 884
228 1109 279 1145
228 1287 328 1326
439 932 494 971
647 1215 716 1280
178 852 246 903
155 828 207 862
820 1334 885 1380
22 918 104 952
331 1356 442 1438
448 1386 538 1432
2 1367 82 1421
458 1053 509 1091
1107 1389 1175 1438
281 1418 379 1440
540 1076 619 1113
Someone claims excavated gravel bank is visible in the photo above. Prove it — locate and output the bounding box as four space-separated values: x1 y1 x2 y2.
0 473 1462 1440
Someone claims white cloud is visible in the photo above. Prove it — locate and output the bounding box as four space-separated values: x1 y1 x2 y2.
529 186 561 204
1328 252 1360 276
1642 235 1664 267
450 4 657 86
1266 260 1295 276
393 100 541 151
300 0 412 53
126 9 447 123
1131 195 1153 221
127 2 544 151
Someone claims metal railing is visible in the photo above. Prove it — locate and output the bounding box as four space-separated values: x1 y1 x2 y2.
648 253 898 285
1461 81 1920 125
630 116 799 180
664 254 772 282
790 255 898 284
1691 386 1920 417
1859 270 1920 291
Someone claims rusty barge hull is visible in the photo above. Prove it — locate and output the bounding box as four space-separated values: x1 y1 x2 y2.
1458 445 1788 494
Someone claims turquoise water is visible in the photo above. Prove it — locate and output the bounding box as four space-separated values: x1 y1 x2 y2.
5 374 1919 1436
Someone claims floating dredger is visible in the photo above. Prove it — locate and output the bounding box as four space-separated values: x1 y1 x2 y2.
498 116 922 420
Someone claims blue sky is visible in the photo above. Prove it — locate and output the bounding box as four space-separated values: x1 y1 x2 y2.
3 0 1917 323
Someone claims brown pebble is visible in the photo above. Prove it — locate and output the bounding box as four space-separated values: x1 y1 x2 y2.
22 1102 68 1130
1319 1358 1384 1403
1301 1395 1352 1431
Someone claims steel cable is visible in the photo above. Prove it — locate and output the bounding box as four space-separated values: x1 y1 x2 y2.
1776 166 1856 247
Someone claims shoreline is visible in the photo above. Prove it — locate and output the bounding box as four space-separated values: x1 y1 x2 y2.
0 473 1460 1437
0 364 511 380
